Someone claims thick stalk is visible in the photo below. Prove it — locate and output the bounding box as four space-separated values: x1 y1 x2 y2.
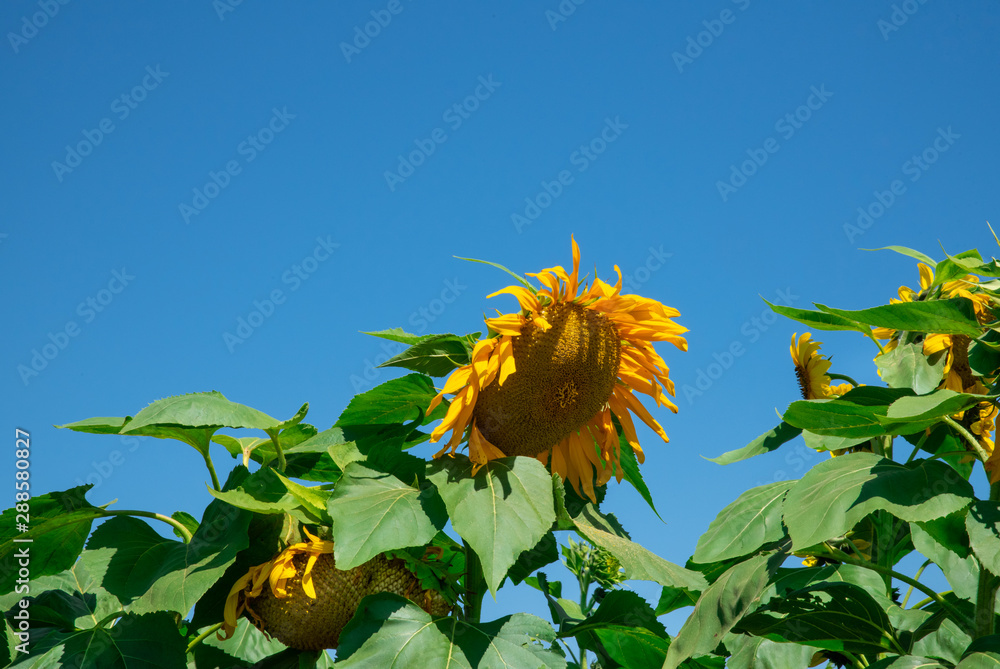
463 541 486 624
101 509 193 542
267 432 287 472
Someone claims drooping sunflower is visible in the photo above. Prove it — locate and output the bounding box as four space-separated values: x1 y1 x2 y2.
872 263 992 391
790 333 851 400
427 237 687 502
220 529 449 650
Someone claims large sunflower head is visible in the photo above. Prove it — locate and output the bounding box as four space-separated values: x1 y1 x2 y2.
220 529 450 650
427 237 687 502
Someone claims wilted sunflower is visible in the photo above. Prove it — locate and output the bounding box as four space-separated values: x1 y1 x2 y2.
873 263 992 391
790 333 852 400
427 237 687 502
220 529 449 650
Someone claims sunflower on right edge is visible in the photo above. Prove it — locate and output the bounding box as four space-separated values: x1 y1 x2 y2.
428 236 688 502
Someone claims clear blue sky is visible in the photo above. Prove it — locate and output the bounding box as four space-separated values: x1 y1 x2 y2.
3 0 999 640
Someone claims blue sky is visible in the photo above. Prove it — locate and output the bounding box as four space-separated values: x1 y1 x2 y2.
3 0 999 644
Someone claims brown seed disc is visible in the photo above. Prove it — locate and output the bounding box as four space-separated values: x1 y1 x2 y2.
474 302 621 457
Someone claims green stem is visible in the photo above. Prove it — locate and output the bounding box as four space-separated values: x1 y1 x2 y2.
95 611 126 628
267 431 287 472
202 450 222 492
827 547 975 635
463 541 485 624
909 596 933 610
943 416 990 463
101 509 193 543
901 560 932 608
904 431 932 464
186 622 224 653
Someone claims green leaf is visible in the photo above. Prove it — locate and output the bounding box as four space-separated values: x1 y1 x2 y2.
561 590 665 637
207 467 320 524
506 531 559 585
363 328 439 346
763 563 896 611
124 391 280 433
269 402 309 433
328 463 447 570
801 431 871 453
863 245 936 265
967 501 1000 577
55 416 129 435
593 626 669 668
783 454 974 550
918 509 971 559
572 509 706 592
617 431 660 518
737 581 900 654
693 481 793 563
816 298 983 337
0 486 103 594
378 333 479 378
455 256 538 293
910 523 978 600
426 456 555 595
903 424 973 479
708 422 801 465
655 586 699 615
336 374 442 426
879 389 996 435
199 617 286 664
272 471 331 524
664 552 784 669
876 342 948 394
782 388 915 438
336 594 564 668
956 653 1000 669
764 300 869 333
87 469 251 615
911 617 970 666
169 511 199 542
969 338 1000 378
724 634 820 669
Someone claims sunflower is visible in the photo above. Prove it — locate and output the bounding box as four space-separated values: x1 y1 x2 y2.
790 333 851 400
221 529 449 650
873 263 992 391
427 237 687 502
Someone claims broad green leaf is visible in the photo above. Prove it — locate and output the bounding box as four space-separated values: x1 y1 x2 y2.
782 387 915 438
693 481 793 563
88 469 251 615
724 633 820 669
328 463 446 570
426 456 554 595
764 300 868 333
336 594 564 668
876 342 948 394
934 250 983 285
863 245 936 265
0 547 122 629
861 657 946 669
763 563 895 611
506 531 559 585
593 626 669 668
879 390 996 435
124 391 280 433
55 416 129 435
363 328 439 346
708 422 801 465
207 467 320 524
815 298 982 337
10 611 186 669
737 581 900 654
956 653 1000 669
336 374 442 426
272 471 331 524
664 552 784 669
655 586 699 615
967 501 1000 576
572 511 706 592
268 402 309 433
801 430 871 453
969 337 1000 378
911 617 970 666
911 523 978 600
377 333 479 378
561 590 665 638
199 617 286 664
169 511 199 541
918 510 971 559
903 424 973 479
0 486 103 594
783 454 974 550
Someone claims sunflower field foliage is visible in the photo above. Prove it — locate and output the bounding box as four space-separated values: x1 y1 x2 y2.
4 237 1000 668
